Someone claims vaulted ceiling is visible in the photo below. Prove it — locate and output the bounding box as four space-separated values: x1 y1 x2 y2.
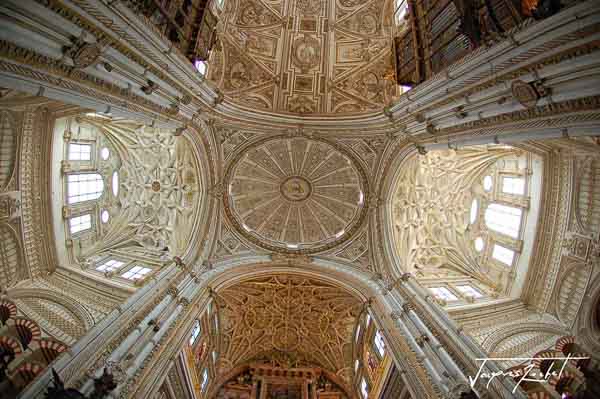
207 0 398 114
215 275 363 387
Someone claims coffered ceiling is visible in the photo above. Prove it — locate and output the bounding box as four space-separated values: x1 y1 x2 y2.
207 0 398 114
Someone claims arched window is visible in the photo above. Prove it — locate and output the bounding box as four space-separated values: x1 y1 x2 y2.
67 173 104 204
483 175 493 191
189 319 201 345
485 203 522 238
100 147 110 160
474 237 485 252
470 199 479 224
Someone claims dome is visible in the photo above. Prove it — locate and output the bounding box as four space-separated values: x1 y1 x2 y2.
224 136 367 253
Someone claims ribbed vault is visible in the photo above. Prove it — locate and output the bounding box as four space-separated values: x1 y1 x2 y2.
215 274 363 387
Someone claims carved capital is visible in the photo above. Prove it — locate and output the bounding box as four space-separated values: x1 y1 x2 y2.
390 311 403 321
177 297 191 307
415 334 429 347
402 303 413 313
167 285 179 298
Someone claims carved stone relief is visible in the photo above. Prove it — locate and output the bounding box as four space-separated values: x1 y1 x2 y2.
391 148 514 285
216 275 362 388
223 136 368 253
207 0 398 114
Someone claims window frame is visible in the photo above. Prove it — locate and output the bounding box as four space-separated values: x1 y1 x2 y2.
429 286 459 302
95 258 126 273
189 319 201 346
492 243 516 266
374 330 386 358
66 172 105 205
501 175 526 195
200 368 209 392
360 377 369 399
393 0 409 26
484 203 523 238
67 142 93 161
68 213 93 235
455 285 484 299
120 264 153 281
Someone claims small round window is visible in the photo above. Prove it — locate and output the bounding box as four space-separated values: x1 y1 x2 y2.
475 237 485 252
112 171 119 196
483 175 493 191
100 147 110 160
101 210 110 223
470 199 478 224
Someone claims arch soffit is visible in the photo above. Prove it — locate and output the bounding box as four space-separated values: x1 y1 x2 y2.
7 288 95 332
200 260 381 398
375 143 419 278
177 122 221 265
574 271 600 355
206 257 378 300
481 323 568 354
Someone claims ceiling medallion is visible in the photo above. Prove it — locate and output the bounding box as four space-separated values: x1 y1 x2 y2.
223 136 368 254
292 36 321 72
280 176 312 202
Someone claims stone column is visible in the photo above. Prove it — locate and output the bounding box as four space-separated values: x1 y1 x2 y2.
18 257 202 399
373 272 527 398
396 273 528 399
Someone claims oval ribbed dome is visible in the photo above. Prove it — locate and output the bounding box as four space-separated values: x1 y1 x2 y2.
224 136 367 253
